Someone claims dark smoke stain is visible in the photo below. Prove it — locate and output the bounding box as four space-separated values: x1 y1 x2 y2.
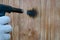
27 8 38 18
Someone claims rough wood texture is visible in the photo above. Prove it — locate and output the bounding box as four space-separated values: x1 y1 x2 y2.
0 0 60 40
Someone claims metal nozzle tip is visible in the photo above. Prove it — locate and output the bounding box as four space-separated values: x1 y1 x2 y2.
12 7 24 13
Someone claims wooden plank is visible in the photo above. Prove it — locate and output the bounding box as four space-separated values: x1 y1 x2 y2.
0 0 3 4
55 0 60 40
8 0 20 40
45 0 51 40
2 0 60 40
19 0 41 40
40 0 47 40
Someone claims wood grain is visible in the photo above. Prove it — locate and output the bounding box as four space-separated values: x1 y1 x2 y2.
1 0 60 40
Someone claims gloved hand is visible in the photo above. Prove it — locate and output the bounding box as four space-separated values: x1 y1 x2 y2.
0 16 12 40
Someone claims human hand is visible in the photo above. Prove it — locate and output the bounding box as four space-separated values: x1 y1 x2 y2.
0 16 12 40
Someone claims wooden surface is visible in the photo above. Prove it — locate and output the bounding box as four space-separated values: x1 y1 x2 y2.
0 0 60 40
